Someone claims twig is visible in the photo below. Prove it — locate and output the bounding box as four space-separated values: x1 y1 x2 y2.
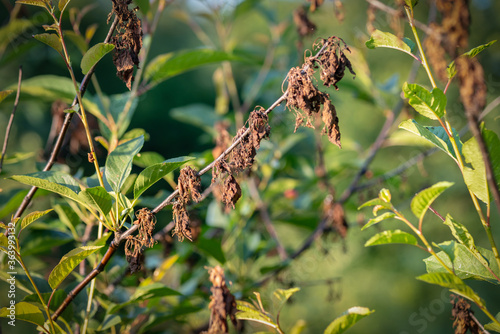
365 0 432 35
0 66 22 174
12 16 119 221
247 177 288 261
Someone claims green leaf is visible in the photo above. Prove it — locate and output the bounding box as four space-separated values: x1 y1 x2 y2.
463 136 488 203
80 42 115 74
399 119 461 160
196 237 226 264
404 0 419 8
9 171 84 205
379 188 392 203
109 282 181 312
0 233 9 248
357 198 392 211
20 209 53 232
236 301 277 328
365 230 418 247
410 181 453 220
170 104 220 135
96 92 138 140
485 313 500 333
0 189 50 219
145 48 246 86
447 40 496 79
133 151 165 168
33 33 62 54
483 129 500 190
48 245 103 290
78 186 113 216
0 19 33 51
58 0 69 11
424 243 500 283
365 30 414 57
403 83 446 120
133 156 194 199
417 272 485 306
105 136 144 194
361 212 396 231
0 301 46 328
324 306 374 334
0 90 13 104
15 0 48 8
273 288 300 313
443 215 491 269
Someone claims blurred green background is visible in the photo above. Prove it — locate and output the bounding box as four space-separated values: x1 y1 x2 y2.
1 0 500 333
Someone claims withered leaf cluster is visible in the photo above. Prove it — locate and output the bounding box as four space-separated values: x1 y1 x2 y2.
109 0 143 90
125 208 156 273
307 0 324 12
424 0 470 81
212 121 232 159
212 160 242 210
293 6 316 38
455 56 486 118
202 266 237 334
173 166 202 242
450 295 479 334
322 196 348 238
286 37 354 148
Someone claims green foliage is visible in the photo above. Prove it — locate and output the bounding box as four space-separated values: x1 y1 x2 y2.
80 43 115 74
365 230 419 247
33 33 63 54
323 307 374 334
402 83 446 120
0 301 46 328
365 29 415 57
105 136 144 194
410 181 453 220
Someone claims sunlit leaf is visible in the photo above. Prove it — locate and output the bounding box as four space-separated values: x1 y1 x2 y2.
365 30 414 57
145 48 247 86
365 230 418 247
105 136 144 194
483 129 500 190
463 136 488 203
403 83 446 120
15 0 48 8
361 212 396 231
324 306 374 334
417 272 485 307
447 40 496 79
133 156 194 199
0 302 46 328
410 181 453 220
424 243 499 283
80 42 115 74
48 245 103 289
33 33 62 54
58 0 69 11
78 186 113 216
236 300 277 328
0 90 13 104
20 209 53 232
484 312 500 332
273 287 300 313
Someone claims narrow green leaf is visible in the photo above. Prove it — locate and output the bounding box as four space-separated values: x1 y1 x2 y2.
20 209 53 232
0 233 9 248
15 0 48 8
484 312 500 332
399 119 461 160
133 156 194 199
417 272 485 306
80 42 115 74
0 189 50 220
357 198 392 211
273 287 300 313
236 301 276 328
463 136 488 203
133 151 165 168
410 181 453 220
0 301 46 328
9 171 83 205
58 0 69 11
145 48 246 86
365 30 414 57
483 129 500 190
105 136 144 194
33 33 62 54
48 245 103 289
403 82 446 120
424 244 499 283
361 212 396 231
0 90 13 104
365 230 418 247
324 306 374 334
464 40 497 58
78 186 113 216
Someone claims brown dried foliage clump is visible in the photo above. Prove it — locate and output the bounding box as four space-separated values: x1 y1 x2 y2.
307 0 324 12
455 56 487 118
293 6 316 38
178 166 203 204
202 266 237 334
322 196 348 238
124 208 156 273
212 159 242 210
249 107 271 151
285 37 353 147
424 0 470 81
109 0 143 90
450 295 479 334
172 201 193 242
212 121 232 159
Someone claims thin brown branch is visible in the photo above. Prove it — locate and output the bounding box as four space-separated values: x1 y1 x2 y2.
247 177 288 261
12 16 119 221
0 66 22 174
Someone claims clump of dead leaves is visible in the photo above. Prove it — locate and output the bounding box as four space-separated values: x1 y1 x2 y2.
286 36 355 148
109 0 143 90
125 208 156 273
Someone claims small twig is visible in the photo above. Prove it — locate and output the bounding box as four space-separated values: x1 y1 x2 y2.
470 312 491 334
0 66 22 174
12 16 119 221
428 205 445 222
247 177 288 261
